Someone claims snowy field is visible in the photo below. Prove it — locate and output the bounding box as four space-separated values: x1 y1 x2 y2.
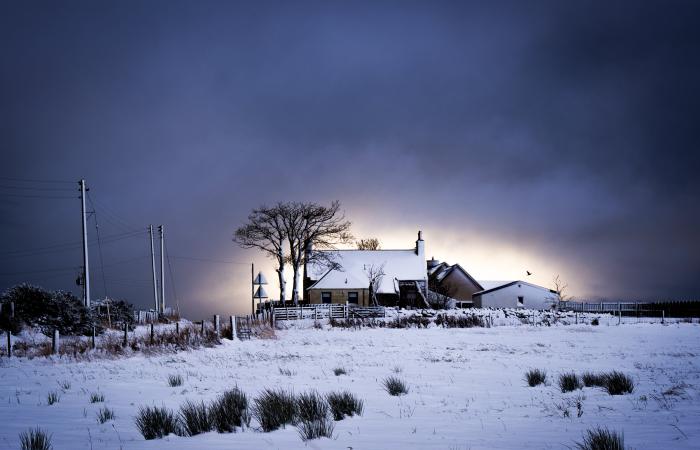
1 321 699 449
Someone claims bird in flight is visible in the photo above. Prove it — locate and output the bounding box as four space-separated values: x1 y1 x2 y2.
526 270 532 276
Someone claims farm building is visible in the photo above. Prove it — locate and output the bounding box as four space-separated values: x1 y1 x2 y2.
304 231 428 307
427 257 483 308
472 280 558 310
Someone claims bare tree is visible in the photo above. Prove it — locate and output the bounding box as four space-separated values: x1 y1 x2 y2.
553 275 569 301
357 238 381 250
233 205 287 302
284 201 353 305
364 263 385 306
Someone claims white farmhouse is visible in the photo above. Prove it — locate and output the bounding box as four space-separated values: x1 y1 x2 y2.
472 280 558 310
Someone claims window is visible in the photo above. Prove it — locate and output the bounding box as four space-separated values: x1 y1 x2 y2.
321 292 332 304
348 292 359 304
517 296 524 306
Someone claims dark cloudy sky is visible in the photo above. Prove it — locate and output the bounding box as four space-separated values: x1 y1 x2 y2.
2 1 699 317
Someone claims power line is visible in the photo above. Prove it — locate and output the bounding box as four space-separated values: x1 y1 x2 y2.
0 176 74 184
0 193 77 199
88 195 109 299
168 255 250 264
164 242 179 315
0 184 76 192
0 230 146 260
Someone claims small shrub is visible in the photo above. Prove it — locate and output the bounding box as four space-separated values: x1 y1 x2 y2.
603 371 634 395
96 407 115 424
210 388 251 433
253 388 297 432
591 318 599 326
327 391 364 420
333 367 347 376
296 391 328 423
89 392 105 403
297 416 335 441
179 400 212 436
46 391 60 405
383 376 409 396
582 372 606 387
575 427 625 450
558 372 582 393
167 374 183 387
19 427 52 450
525 369 547 387
134 406 182 440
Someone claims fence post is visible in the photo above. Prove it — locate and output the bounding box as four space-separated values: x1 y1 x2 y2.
662 310 665 324
150 323 155 344
91 326 96 349
200 320 205 334
214 315 220 337
123 324 128 347
6 330 10 358
618 310 621 325
52 329 59 354
10 302 14 318
175 321 180 335
230 316 237 340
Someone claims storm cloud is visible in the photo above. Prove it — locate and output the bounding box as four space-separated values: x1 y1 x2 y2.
2 1 699 316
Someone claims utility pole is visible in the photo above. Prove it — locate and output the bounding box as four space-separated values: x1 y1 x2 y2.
149 225 159 313
159 225 165 314
79 179 90 308
251 262 254 315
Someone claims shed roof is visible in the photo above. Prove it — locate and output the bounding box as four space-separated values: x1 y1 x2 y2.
472 280 557 296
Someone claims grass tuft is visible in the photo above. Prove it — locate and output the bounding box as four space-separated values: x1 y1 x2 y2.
89 392 105 403
46 391 60 405
96 407 115 424
134 406 182 440
253 388 297 432
167 374 183 387
333 367 347 376
582 372 607 387
558 372 582 393
210 388 251 433
383 376 409 396
525 369 547 387
57 380 71 390
603 371 634 395
19 427 52 450
575 427 625 450
179 400 212 436
326 391 364 421
297 416 335 441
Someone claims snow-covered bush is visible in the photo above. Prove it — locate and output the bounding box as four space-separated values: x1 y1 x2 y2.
167 374 183 387
210 388 251 433
326 391 364 420
582 372 606 387
559 372 583 393
575 427 625 450
525 369 547 387
179 400 213 436
1 284 95 336
296 391 334 441
96 407 115 424
19 427 52 450
135 406 182 439
603 371 634 395
253 388 297 432
383 376 409 396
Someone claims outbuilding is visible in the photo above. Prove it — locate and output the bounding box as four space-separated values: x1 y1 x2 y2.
472 280 558 310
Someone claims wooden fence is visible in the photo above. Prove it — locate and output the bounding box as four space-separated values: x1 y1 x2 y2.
272 304 385 321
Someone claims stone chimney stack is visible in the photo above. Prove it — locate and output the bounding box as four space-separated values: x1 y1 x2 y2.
415 230 424 257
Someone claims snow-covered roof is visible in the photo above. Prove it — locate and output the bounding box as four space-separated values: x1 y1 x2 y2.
477 280 513 291
473 280 557 296
307 249 426 294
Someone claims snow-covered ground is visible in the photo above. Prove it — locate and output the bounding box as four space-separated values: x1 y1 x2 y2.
1 321 699 449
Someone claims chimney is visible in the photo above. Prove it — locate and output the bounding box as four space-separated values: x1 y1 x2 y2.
415 230 424 257
427 256 440 270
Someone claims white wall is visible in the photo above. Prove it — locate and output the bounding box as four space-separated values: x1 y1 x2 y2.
476 282 557 310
